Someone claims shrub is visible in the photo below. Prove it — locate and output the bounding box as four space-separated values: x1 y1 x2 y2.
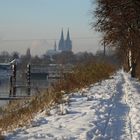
0 61 116 133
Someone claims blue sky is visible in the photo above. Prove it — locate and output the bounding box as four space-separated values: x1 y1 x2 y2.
0 0 101 55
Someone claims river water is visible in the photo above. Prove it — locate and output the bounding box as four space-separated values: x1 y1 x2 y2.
0 63 65 108
0 79 9 107
0 69 50 107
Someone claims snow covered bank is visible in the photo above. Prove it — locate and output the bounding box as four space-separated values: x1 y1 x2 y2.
122 71 140 140
6 70 140 140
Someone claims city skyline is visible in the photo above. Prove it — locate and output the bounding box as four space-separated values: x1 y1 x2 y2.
0 0 102 56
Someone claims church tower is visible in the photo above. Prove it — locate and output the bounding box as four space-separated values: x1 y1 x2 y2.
65 29 72 52
54 41 57 51
58 29 65 51
58 29 72 52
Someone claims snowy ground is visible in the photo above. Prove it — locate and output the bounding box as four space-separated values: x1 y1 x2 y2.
6 70 140 140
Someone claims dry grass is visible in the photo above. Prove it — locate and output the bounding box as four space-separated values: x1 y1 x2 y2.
0 62 116 133
0 135 5 140
53 62 116 92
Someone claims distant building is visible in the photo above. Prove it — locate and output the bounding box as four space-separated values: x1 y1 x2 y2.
58 29 65 51
46 29 72 57
58 29 72 52
46 41 60 58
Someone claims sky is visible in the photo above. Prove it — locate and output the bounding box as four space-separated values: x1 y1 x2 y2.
0 0 101 56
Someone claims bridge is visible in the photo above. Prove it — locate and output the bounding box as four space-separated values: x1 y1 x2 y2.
30 64 73 80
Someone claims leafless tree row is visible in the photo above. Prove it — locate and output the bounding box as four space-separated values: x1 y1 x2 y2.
91 0 140 77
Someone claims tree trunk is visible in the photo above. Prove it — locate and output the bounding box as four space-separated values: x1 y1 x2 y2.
131 61 137 78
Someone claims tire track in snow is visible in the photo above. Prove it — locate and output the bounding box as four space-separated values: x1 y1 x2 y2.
90 72 123 140
98 70 132 139
102 90 116 136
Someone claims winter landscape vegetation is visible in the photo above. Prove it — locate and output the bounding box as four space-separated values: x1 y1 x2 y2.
0 0 140 140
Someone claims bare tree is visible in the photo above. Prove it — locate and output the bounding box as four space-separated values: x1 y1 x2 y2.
91 0 140 77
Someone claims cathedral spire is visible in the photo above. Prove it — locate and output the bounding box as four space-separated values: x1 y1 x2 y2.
65 28 72 52
66 28 70 41
60 29 64 41
58 29 65 51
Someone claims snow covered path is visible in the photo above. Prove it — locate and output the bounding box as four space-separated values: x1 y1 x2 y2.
6 70 140 140
122 72 140 140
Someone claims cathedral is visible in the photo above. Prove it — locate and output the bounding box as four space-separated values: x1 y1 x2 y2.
58 29 72 52
46 29 72 57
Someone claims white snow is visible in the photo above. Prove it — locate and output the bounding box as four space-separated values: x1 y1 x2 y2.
6 70 140 140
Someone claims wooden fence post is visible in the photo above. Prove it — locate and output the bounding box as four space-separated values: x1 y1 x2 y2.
9 76 13 97
27 64 31 96
12 64 16 97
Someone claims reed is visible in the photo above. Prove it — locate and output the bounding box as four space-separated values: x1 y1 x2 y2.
0 61 116 134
